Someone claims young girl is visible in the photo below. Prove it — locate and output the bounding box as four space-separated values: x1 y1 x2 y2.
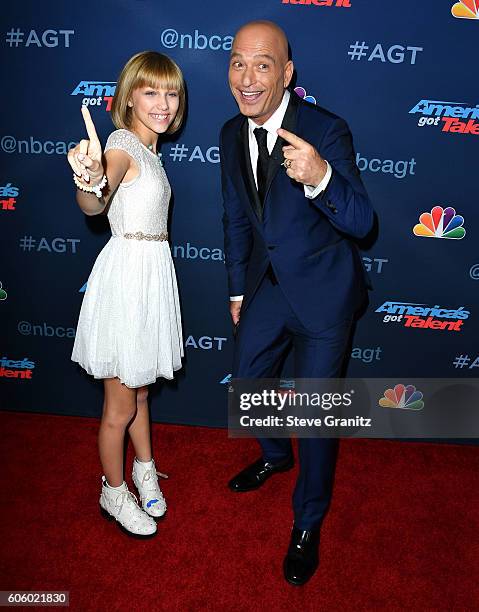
67 51 186 538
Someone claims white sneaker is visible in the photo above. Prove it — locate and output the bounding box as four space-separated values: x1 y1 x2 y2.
99 476 157 537
132 457 167 519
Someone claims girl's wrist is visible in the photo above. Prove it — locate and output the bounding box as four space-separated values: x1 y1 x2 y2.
74 173 107 198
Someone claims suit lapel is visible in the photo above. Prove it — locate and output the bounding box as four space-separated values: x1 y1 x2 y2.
232 93 300 222
236 118 263 221
265 92 300 201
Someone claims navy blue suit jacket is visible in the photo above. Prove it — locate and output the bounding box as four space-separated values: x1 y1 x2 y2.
220 93 374 332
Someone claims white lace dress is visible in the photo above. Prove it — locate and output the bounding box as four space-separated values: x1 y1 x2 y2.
71 129 183 388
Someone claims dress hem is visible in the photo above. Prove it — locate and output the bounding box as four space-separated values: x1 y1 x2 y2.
71 358 183 389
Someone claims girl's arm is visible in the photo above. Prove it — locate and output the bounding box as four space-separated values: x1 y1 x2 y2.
67 107 135 216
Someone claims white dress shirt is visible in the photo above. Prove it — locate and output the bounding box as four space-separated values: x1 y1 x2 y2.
230 90 332 302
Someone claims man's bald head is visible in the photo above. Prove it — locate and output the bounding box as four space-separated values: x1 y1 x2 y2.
228 20 294 124
234 21 290 64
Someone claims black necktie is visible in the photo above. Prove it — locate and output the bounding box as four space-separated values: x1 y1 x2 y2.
254 127 269 203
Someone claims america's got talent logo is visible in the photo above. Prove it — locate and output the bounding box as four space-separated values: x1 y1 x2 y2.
0 356 35 380
375 302 470 332
409 99 479 135
281 0 352 7
0 182 19 212
71 81 117 112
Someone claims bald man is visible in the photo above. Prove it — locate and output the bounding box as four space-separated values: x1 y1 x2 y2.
220 21 373 585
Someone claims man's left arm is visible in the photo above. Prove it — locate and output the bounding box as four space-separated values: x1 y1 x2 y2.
279 120 374 239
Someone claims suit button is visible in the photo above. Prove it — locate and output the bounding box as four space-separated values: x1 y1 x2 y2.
267 245 275 250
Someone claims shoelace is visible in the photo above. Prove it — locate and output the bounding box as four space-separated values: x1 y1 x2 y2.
113 489 141 518
140 468 166 496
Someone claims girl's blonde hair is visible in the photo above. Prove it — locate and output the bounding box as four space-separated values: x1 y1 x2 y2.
111 51 186 134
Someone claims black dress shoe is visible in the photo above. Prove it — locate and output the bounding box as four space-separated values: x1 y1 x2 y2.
228 455 294 492
283 526 320 586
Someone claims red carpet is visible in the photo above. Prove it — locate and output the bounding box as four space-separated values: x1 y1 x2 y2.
1 411 478 611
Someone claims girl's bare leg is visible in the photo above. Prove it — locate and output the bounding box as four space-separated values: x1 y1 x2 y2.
128 386 152 462
98 378 137 487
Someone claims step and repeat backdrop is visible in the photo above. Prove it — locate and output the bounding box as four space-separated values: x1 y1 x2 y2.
1 0 478 426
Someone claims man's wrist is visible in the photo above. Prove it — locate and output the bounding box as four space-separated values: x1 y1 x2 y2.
309 160 328 189
304 161 332 199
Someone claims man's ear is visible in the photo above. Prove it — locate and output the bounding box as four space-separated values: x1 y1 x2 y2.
284 60 294 88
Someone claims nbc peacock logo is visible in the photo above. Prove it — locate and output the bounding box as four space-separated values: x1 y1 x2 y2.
379 384 424 411
451 0 479 19
413 206 466 240
294 87 317 105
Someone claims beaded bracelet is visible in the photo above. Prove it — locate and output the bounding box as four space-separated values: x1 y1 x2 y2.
73 173 107 199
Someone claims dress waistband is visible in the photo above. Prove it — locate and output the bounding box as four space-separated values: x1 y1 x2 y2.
121 231 168 242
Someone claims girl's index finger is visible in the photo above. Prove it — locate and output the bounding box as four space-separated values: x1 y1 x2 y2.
81 105 99 142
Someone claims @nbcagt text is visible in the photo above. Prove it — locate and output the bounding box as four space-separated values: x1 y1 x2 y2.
237 390 372 428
